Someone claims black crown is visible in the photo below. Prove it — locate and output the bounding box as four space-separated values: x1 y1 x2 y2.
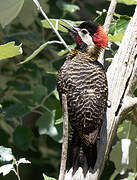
78 21 99 36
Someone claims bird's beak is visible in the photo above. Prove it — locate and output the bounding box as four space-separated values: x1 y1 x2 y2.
60 19 77 34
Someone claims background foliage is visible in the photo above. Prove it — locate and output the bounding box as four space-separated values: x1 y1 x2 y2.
0 0 136 180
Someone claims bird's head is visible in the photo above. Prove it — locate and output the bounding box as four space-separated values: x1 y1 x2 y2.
61 20 108 55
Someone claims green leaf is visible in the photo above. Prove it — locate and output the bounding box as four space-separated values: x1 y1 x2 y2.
108 15 130 40
95 10 107 25
13 94 33 105
56 1 80 13
128 142 137 171
17 0 35 27
4 104 29 118
110 141 123 171
116 16 130 33
109 32 124 42
108 16 130 43
54 123 63 143
0 42 22 61
118 0 137 5
7 81 31 91
0 146 13 162
37 110 56 136
42 19 67 32
110 140 137 173
117 120 137 140
41 19 82 32
114 13 130 19
37 110 63 142
105 58 113 62
17 0 49 27
44 94 62 120
43 173 56 180
13 126 33 151
42 74 56 94
32 85 47 103
0 0 24 28
109 20 117 35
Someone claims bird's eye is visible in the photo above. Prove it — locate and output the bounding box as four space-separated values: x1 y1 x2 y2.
81 29 88 34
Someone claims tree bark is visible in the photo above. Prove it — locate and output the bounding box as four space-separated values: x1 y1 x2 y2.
97 5 137 179
64 5 137 180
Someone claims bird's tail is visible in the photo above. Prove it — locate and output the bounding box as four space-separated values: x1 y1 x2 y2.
67 130 97 177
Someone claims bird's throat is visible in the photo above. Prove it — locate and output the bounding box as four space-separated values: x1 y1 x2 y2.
75 44 101 60
67 47 101 62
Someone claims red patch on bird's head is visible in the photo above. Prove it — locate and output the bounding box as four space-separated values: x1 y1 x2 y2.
74 34 83 45
93 26 108 49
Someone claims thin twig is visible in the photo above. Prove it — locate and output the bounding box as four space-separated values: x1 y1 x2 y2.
12 158 21 180
98 0 118 65
16 165 21 180
58 94 68 180
13 169 21 180
20 40 62 64
32 0 71 52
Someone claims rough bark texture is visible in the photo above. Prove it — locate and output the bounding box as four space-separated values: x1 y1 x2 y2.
98 5 137 179
64 5 137 180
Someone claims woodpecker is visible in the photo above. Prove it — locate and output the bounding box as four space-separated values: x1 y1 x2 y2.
57 20 108 176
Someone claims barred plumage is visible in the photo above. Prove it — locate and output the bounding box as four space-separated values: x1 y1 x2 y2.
57 20 108 176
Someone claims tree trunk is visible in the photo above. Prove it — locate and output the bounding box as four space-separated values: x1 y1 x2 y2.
64 5 137 180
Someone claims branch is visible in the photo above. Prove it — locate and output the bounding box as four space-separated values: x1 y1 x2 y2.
119 96 137 118
103 0 118 33
32 0 71 52
58 94 69 180
98 0 118 64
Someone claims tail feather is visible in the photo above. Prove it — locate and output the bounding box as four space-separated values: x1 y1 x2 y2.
67 131 97 177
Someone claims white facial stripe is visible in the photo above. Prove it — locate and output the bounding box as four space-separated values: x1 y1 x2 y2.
77 28 95 46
